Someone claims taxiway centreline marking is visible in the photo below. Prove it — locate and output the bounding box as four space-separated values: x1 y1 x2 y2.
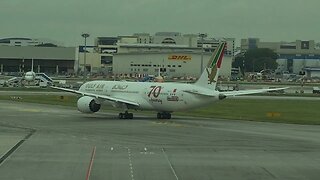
127 148 135 180
85 146 96 180
162 148 179 180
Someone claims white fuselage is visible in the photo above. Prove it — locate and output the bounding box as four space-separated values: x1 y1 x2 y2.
79 80 220 112
24 71 36 81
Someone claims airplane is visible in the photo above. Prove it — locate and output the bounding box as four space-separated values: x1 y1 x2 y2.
52 42 286 119
24 59 36 82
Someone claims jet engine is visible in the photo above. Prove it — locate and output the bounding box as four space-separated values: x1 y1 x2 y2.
77 96 101 113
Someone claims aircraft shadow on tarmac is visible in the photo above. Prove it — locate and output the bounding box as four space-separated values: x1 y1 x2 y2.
73 114 161 122
72 113 189 122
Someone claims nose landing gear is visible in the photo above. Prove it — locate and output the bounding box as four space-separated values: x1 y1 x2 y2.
119 111 133 119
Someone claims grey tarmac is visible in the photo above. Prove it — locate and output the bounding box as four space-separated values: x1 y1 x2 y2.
0 100 320 180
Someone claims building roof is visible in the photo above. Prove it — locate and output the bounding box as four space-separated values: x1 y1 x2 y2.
0 38 32 43
118 43 190 48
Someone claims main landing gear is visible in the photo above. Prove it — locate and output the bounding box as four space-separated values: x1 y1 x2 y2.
157 112 171 119
119 111 133 119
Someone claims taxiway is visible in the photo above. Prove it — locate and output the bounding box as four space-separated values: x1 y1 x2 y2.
0 100 320 179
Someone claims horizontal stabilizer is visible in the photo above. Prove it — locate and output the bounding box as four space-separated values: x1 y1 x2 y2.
219 87 289 97
183 89 215 97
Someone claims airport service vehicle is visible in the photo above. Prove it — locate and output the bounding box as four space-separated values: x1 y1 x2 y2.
53 42 286 119
313 87 320 94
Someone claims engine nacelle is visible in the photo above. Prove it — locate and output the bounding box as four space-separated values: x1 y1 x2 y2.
77 96 101 113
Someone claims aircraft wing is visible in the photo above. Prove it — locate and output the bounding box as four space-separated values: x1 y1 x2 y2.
51 86 140 107
220 87 288 97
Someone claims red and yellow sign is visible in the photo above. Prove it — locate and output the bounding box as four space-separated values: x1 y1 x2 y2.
168 55 192 61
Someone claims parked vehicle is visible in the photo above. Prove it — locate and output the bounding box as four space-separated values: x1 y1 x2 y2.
313 87 320 94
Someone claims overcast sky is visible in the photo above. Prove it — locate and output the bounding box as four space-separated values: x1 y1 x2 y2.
1 0 319 46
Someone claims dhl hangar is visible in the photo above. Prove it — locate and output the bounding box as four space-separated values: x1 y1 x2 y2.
0 33 235 78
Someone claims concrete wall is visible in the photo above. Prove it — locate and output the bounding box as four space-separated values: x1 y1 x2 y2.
0 46 76 60
113 52 232 78
78 52 101 73
276 59 288 72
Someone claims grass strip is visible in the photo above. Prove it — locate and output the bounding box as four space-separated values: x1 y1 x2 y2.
0 95 319 125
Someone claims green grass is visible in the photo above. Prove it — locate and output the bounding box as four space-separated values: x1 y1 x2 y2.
252 93 320 97
1 95 319 125
0 95 78 106
0 87 61 91
222 81 320 87
178 99 320 125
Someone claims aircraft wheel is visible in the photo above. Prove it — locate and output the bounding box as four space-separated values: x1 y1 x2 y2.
119 112 133 119
127 113 133 119
119 113 124 119
157 112 171 119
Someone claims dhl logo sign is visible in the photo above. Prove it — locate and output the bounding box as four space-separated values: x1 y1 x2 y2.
168 55 192 61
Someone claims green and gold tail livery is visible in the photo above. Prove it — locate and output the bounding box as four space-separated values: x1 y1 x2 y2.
195 42 226 89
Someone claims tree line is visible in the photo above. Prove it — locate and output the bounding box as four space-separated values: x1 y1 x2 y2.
233 48 278 74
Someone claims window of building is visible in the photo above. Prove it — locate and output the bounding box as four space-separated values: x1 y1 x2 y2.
161 38 176 44
172 65 176 67
143 68 148 72
178 65 182 67
168 65 171 67
280 45 296 49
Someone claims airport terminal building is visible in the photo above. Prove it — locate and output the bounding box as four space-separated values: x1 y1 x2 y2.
0 38 76 75
241 38 320 77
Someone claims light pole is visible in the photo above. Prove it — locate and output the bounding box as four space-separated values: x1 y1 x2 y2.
81 33 90 80
198 33 207 75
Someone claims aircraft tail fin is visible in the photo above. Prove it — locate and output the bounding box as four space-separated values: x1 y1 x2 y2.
194 42 226 90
